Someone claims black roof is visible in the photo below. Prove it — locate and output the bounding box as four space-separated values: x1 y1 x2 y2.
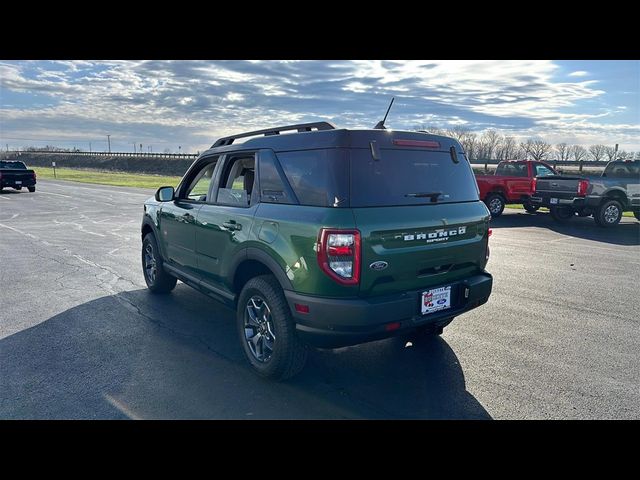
201 121 463 157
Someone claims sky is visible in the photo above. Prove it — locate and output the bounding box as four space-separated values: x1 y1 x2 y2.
0 60 638 154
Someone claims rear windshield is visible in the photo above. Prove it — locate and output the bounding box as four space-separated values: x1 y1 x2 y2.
349 148 479 207
0 161 27 169
603 162 640 178
273 148 478 207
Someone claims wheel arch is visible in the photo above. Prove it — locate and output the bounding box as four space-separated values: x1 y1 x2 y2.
231 247 294 301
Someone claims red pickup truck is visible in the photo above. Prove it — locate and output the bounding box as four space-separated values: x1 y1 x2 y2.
475 160 557 217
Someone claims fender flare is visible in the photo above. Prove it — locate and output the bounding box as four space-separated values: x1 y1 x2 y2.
244 247 294 291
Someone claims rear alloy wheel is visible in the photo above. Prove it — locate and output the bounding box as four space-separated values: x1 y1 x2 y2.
484 193 505 218
594 199 623 228
237 275 307 380
550 206 575 222
523 202 540 214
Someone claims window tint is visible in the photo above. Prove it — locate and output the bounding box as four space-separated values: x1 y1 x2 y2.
604 162 640 178
496 162 528 177
350 148 479 207
184 159 218 201
0 161 27 169
534 164 555 177
216 155 255 207
277 149 349 207
258 150 293 204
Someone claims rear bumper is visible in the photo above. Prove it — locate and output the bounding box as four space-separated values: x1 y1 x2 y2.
0 178 36 188
285 273 492 348
530 194 587 209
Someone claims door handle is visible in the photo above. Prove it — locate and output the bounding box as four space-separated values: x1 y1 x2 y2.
223 220 242 231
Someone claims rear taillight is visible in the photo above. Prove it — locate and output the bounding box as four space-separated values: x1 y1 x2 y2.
577 179 589 196
532 177 537 192
317 229 361 285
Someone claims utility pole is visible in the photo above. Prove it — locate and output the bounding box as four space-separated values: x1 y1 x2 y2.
614 143 619 160
89 142 92 153
133 143 136 153
107 135 111 153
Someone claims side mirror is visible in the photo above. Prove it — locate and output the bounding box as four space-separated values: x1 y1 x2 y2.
155 186 175 202
556 169 564 175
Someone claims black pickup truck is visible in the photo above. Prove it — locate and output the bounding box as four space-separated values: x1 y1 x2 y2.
530 160 640 227
0 161 37 192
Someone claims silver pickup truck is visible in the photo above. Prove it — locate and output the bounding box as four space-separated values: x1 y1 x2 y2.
530 160 640 227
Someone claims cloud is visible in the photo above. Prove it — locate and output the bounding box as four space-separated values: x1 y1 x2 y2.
568 71 589 77
0 60 638 152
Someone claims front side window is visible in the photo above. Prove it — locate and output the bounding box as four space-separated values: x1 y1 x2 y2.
216 155 256 206
535 164 555 177
183 157 218 201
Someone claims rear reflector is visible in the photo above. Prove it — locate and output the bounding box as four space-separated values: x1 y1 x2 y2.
294 303 309 314
488 228 493 237
393 139 440 148
385 322 401 332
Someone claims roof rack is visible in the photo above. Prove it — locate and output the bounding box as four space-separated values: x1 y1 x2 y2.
211 121 336 148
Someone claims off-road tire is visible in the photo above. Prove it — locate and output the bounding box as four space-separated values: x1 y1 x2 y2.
237 275 308 380
142 233 177 293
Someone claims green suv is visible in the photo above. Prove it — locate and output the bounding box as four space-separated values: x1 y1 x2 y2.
141 122 493 379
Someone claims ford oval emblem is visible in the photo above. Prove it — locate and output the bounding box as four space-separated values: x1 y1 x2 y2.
369 261 388 271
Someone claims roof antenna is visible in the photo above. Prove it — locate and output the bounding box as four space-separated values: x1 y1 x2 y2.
373 97 395 130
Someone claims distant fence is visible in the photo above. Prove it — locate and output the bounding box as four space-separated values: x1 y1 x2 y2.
0 150 198 160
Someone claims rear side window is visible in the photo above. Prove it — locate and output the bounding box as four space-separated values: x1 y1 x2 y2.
496 162 528 177
277 149 349 207
258 150 294 204
350 149 479 207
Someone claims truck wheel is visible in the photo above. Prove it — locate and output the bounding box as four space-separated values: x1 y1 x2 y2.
594 199 623 228
142 233 177 293
550 206 574 222
237 275 308 380
28 186 36 192
523 202 539 213
484 193 505 218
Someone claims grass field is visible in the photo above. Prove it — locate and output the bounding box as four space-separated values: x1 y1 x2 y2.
34 167 181 190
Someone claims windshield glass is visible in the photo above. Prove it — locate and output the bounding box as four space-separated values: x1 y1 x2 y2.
0 161 27 169
349 148 479 207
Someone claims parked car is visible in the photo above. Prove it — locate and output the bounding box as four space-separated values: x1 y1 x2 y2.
141 122 493 379
531 160 640 226
0 160 36 192
475 160 557 217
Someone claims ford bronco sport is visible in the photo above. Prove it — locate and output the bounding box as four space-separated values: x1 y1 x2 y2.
141 122 493 379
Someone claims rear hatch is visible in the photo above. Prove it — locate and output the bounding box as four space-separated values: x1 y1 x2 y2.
535 176 582 197
349 144 489 298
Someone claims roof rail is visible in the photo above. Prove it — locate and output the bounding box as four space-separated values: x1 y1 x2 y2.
211 121 336 148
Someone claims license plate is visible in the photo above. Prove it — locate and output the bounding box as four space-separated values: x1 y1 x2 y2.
421 286 451 315
15 181 22 185
550 198 558 204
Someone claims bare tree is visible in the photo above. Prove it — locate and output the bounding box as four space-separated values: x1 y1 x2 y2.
588 144 607 162
604 146 618 161
521 139 552 161
460 133 478 161
478 130 501 170
555 143 570 162
498 136 518 160
570 145 588 162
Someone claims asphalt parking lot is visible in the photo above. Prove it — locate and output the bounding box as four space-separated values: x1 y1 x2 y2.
1 179 639 419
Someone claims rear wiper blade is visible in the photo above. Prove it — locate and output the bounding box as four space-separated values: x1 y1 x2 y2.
405 191 442 200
